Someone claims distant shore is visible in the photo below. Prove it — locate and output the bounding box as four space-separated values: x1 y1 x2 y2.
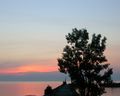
102 82 120 87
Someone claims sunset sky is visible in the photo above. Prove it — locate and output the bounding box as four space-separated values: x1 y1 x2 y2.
0 0 120 75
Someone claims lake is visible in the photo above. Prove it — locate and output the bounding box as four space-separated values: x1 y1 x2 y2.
0 81 120 96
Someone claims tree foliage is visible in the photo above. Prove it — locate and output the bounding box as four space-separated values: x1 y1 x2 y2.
58 28 113 96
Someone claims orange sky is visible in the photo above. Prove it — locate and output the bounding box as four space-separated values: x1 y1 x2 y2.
0 46 119 74
0 59 58 74
0 44 119 74
0 64 57 74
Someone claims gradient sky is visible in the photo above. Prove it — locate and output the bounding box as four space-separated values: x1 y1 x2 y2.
0 0 120 74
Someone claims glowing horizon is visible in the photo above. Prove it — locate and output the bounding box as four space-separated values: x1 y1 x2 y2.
0 41 119 74
0 64 58 74
0 59 58 74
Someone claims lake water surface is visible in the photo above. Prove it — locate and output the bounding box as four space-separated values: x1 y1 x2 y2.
0 81 120 96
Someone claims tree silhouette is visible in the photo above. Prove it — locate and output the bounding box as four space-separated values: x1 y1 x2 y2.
58 28 113 96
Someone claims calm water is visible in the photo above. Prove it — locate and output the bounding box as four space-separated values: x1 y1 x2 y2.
0 81 120 96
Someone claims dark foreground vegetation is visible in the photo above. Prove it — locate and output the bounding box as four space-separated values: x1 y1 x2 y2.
57 28 113 96
44 28 113 96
